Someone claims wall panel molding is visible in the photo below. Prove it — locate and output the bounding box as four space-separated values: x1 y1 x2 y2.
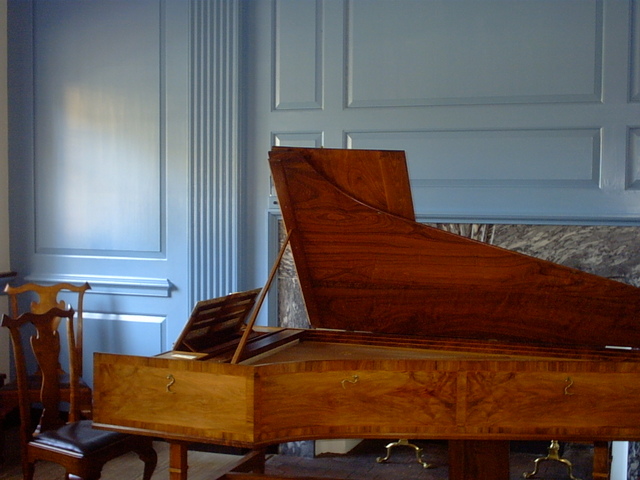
346 0 603 108
273 0 323 110
629 127 640 189
32 1 163 253
347 129 601 189
24 273 171 297
631 1 640 102
272 132 324 148
189 0 241 303
84 311 165 325
83 311 165 385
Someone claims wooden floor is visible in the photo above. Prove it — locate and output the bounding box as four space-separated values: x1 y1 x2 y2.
0 423 595 480
0 435 241 479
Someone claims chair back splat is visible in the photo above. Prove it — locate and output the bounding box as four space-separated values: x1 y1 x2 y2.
4 282 91 375
3 308 77 440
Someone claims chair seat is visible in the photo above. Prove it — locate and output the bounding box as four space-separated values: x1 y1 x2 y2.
31 419 129 455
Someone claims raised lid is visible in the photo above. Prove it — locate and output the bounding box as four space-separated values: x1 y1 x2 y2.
269 146 640 349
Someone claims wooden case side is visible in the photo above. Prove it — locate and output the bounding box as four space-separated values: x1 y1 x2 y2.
93 352 257 446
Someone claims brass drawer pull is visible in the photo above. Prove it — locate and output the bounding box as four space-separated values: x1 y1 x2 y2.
166 374 176 393
341 374 359 389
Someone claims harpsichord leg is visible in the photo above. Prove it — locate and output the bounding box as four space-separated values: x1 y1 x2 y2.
376 439 432 468
168 441 189 480
448 440 510 480
592 442 612 480
523 440 581 480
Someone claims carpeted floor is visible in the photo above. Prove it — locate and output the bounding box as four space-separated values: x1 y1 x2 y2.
267 439 594 480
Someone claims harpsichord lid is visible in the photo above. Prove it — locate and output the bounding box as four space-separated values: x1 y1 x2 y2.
269 146 640 349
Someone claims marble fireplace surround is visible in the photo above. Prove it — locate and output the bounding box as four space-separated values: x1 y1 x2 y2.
276 223 640 477
278 223 640 328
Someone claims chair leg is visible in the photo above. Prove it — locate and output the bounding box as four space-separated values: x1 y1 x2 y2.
0 420 4 464
134 439 158 480
0 408 12 464
23 460 35 480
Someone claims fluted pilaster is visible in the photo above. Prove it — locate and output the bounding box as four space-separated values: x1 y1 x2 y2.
189 0 241 303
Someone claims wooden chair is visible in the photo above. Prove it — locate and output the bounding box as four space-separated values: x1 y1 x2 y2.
2 307 157 480
0 282 93 420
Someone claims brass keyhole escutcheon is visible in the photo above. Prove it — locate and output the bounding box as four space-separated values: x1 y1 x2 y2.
341 374 359 389
564 377 574 396
166 374 176 393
